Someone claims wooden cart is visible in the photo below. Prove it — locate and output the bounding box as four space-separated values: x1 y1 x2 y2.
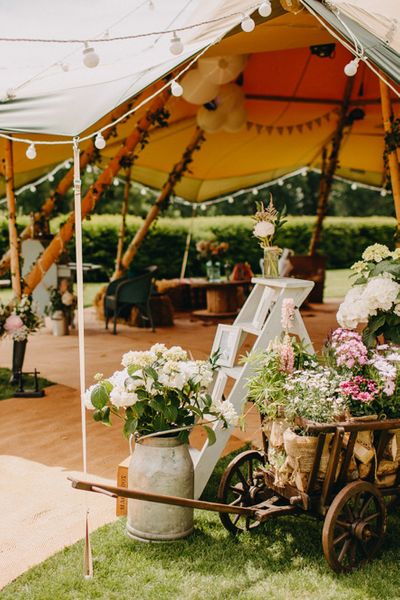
70 416 400 574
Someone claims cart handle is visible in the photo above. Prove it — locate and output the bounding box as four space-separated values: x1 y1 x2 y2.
297 416 400 433
68 477 256 516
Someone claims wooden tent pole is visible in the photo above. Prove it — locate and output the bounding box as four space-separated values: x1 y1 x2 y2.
0 102 132 277
5 137 21 298
309 76 355 256
179 205 197 280
379 78 400 226
114 166 132 279
118 127 205 276
23 89 170 295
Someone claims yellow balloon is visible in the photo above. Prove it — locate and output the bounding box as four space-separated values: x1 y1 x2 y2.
181 69 220 105
216 83 245 113
196 106 226 133
223 106 247 133
197 55 247 85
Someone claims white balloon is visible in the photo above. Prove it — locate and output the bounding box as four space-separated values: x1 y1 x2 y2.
197 55 247 85
216 83 245 113
223 107 247 132
181 69 219 105
196 106 226 133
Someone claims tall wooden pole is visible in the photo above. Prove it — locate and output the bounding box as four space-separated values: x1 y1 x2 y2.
23 89 170 295
114 166 132 279
117 127 205 277
309 76 355 256
0 102 132 277
379 78 400 226
5 137 21 298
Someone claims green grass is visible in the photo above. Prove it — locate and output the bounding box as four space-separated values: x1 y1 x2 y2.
0 283 104 308
0 367 54 400
2 447 400 600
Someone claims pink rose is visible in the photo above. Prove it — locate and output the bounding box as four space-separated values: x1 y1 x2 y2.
4 314 23 332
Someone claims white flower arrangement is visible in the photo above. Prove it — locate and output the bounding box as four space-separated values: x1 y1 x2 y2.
86 343 237 443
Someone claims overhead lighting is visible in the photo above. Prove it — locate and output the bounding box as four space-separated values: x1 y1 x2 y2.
169 32 183 56
113 177 120 187
351 182 358 190
48 174 55 182
380 189 387 197
252 188 259 195
200 203 207 211
241 14 255 32
94 132 106 150
83 43 100 68
26 143 37 160
86 164 93 173
171 80 183 97
258 1 272 17
278 179 284 186
344 57 360 77
29 185 36 193
228 196 234 204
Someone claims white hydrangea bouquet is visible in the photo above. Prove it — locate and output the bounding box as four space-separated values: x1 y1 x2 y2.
337 244 400 346
85 343 237 444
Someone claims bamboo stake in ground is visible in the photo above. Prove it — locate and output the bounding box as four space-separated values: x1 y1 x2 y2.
5 137 21 298
309 76 355 256
23 89 170 296
379 78 400 227
114 166 132 279
0 102 132 277
117 127 205 277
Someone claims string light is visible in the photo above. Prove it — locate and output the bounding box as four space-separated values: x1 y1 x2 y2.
241 14 255 33
60 63 70 72
86 164 93 173
94 132 106 149
381 189 388 197
82 43 100 68
252 188 259 195
258 1 272 17
344 57 359 77
113 177 120 186
171 80 183 97
200 203 207 211
48 174 54 182
351 182 358 190
64 160 71 168
278 179 284 186
301 168 308 177
26 143 37 160
140 188 147 196
169 32 183 55
29 185 36 193
148 0 155 9
228 196 234 204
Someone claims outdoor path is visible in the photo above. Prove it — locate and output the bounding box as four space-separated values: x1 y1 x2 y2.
0 302 339 589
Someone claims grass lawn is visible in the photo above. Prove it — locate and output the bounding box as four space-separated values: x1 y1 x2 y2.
0 367 54 400
2 448 400 600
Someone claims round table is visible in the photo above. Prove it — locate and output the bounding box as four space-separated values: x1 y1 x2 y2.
190 279 251 321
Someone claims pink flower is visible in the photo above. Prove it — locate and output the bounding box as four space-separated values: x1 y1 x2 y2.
4 314 23 332
358 392 373 403
281 298 295 332
279 341 295 373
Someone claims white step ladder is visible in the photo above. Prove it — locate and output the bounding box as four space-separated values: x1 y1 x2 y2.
192 276 315 498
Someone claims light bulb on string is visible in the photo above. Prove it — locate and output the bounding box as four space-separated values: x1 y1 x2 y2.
60 63 70 72
171 80 183 97
344 57 359 77
170 32 183 56
140 188 147 196
94 132 106 150
64 160 71 169
286 183 292 189
301 168 308 177
200 203 207 211
26 143 37 160
380 189 387 197
113 177 120 187
258 1 272 17
29 185 36 193
241 14 255 32
252 188 259 195
351 182 358 190
148 0 155 9
278 179 284 186
228 196 234 204
83 43 100 68
48 174 55 182
86 164 93 173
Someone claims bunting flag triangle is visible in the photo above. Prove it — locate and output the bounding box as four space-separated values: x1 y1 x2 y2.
306 121 313 131
287 125 294 135
324 112 331 122
266 126 274 135
277 126 284 135
296 124 303 133
315 117 322 127
256 124 263 134
246 122 253 131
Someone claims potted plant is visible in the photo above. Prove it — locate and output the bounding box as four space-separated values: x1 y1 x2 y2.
1 295 42 383
196 240 229 282
337 243 400 346
46 283 76 336
85 343 237 541
252 196 286 278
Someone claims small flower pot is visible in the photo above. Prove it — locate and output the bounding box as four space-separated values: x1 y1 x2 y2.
51 311 67 336
126 436 194 542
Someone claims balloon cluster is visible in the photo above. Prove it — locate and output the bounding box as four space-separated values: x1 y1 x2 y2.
179 55 248 134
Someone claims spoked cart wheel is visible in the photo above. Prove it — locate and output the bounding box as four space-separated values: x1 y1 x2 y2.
218 450 268 534
322 481 387 573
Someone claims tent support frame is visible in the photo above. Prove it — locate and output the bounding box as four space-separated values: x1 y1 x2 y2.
5 136 21 299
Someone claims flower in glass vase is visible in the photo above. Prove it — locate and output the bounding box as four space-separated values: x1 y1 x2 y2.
252 196 286 278
196 239 229 282
2 295 42 341
85 343 237 443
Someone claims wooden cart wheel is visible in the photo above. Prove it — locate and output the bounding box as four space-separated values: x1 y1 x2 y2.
218 450 267 534
322 481 387 573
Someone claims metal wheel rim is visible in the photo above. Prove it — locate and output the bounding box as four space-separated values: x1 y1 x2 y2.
322 481 387 573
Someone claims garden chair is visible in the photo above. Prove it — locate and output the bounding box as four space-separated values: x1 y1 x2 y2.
104 266 157 334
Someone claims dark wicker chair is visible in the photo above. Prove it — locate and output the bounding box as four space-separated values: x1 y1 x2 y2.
104 265 157 334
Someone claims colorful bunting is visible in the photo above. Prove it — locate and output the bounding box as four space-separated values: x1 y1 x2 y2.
247 108 337 135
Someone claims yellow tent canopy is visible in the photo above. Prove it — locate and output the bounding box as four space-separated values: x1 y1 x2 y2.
0 10 398 203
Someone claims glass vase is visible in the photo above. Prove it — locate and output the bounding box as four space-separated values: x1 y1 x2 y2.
262 247 280 278
206 260 221 282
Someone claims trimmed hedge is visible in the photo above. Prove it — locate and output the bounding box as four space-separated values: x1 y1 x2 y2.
0 215 397 281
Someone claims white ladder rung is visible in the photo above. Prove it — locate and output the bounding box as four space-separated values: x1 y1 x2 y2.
223 365 242 380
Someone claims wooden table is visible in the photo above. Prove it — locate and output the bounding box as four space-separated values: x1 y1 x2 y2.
190 279 251 321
